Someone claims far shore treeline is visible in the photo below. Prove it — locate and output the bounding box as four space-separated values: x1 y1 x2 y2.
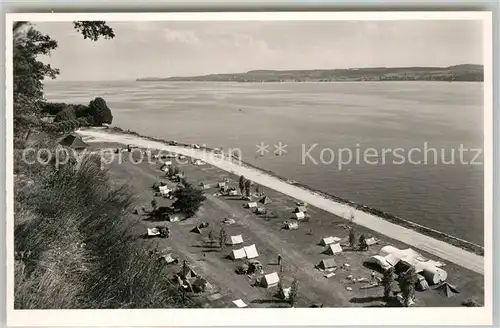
137 64 484 82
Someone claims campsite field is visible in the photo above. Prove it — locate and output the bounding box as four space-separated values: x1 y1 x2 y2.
90 141 484 308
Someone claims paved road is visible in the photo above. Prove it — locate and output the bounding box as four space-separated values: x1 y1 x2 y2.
78 130 484 275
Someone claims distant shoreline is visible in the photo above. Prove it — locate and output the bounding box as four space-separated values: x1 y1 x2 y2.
77 127 484 264
137 64 483 82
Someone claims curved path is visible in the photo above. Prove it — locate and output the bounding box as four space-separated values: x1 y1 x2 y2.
78 130 484 274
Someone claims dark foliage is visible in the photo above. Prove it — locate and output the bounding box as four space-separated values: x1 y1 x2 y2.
173 182 206 218
88 97 113 125
73 21 115 41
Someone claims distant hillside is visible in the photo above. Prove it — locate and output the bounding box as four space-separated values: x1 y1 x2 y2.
137 64 483 82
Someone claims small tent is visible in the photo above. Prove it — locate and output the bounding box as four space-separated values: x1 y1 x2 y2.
190 226 203 234
294 206 307 213
161 253 178 265
244 244 259 259
147 227 161 237
421 264 448 285
179 265 198 280
294 212 305 220
325 243 343 255
319 236 340 246
228 190 239 196
416 274 430 291
231 247 247 260
259 196 272 204
435 282 459 298
255 207 266 215
261 272 280 288
368 255 393 271
232 299 248 308
217 182 226 188
228 235 244 245
159 185 171 195
167 215 181 222
59 134 88 150
283 221 299 230
246 202 258 209
279 287 291 300
192 277 210 293
384 253 401 267
317 258 337 270
200 182 211 189
365 237 378 246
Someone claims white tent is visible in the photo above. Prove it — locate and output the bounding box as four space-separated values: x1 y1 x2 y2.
380 245 399 257
228 235 244 245
325 243 343 255
261 272 280 288
294 212 305 220
320 236 341 246
284 221 299 230
147 228 160 237
369 255 393 271
385 253 401 267
232 299 248 308
375 246 448 284
228 190 239 196
231 248 246 260
419 263 448 284
246 202 258 209
168 215 180 222
317 258 337 270
244 244 259 259
281 287 291 300
159 185 171 195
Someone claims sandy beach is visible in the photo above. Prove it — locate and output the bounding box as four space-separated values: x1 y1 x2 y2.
77 128 483 275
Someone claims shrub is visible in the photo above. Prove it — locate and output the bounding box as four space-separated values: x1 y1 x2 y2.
88 97 113 125
15 149 200 309
461 298 481 307
54 105 76 122
173 182 206 218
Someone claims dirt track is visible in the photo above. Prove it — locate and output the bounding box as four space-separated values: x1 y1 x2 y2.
79 130 484 275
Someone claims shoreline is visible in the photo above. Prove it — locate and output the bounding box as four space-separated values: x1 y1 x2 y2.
76 127 484 274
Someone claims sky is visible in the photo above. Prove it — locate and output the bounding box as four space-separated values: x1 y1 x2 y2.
33 20 484 81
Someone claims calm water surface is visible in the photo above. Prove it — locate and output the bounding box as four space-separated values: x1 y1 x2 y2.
45 81 484 245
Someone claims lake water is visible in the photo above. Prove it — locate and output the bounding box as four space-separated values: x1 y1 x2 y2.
44 81 485 245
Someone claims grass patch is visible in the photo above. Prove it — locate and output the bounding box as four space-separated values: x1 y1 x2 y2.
14 139 199 309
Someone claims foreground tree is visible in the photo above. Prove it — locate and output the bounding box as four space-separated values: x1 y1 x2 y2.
400 267 418 307
172 182 206 218
87 97 113 125
381 267 395 300
238 175 246 196
289 278 299 307
151 199 158 211
244 179 252 198
218 227 228 249
13 21 115 139
348 227 356 249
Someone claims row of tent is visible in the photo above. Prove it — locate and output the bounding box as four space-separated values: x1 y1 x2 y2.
245 195 272 209
231 244 259 260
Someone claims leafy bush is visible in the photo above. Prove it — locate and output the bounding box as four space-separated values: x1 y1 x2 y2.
54 105 76 122
173 182 206 218
88 97 113 125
